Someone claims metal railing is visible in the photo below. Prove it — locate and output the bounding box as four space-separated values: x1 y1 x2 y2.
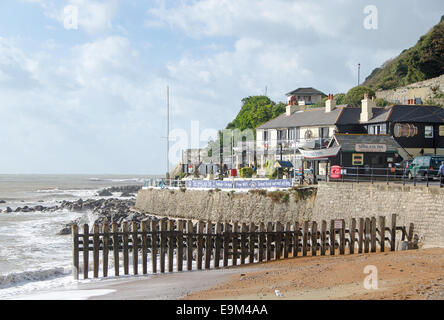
328 166 444 188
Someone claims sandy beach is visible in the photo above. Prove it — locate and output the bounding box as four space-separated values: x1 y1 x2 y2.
22 247 440 300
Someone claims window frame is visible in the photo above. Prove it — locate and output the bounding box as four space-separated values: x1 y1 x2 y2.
424 125 434 139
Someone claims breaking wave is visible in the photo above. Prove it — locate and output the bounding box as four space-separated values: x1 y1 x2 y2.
0 268 69 289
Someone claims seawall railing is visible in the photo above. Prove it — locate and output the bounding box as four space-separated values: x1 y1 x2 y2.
72 214 415 280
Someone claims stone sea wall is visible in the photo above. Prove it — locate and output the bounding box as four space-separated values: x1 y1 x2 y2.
135 183 444 247
135 188 316 224
312 182 444 248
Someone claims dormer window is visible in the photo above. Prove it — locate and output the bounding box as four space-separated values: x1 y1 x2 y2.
368 124 386 135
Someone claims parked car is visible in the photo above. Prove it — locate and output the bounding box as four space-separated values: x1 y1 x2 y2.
407 155 444 180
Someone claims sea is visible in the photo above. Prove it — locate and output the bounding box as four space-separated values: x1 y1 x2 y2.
0 174 159 299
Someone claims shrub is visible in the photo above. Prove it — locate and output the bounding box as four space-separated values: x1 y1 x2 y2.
291 187 316 202
248 189 267 196
267 191 290 204
240 167 254 178
177 172 187 180
179 187 186 193
345 86 376 107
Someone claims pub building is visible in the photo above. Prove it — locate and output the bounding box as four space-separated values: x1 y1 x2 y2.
255 92 444 178
327 134 406 169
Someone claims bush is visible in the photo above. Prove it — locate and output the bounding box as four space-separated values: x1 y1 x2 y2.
179 187 186 193
375 98 390 107
345 86 376 107
248 189 267 196
177 172 187 180
291 187 316 202
240 167 254 178
267 191 290 204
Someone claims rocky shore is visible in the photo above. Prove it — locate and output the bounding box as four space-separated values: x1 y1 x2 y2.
0 185 158 235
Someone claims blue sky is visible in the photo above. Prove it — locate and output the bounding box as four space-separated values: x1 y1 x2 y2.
0 0 443 174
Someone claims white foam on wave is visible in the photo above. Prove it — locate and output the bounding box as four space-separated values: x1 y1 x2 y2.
12 289 116 300
0 268 68 289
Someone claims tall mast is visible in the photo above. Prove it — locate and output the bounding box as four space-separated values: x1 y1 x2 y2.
166 85 170 178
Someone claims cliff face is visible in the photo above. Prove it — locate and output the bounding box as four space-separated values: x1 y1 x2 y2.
364 16 444 91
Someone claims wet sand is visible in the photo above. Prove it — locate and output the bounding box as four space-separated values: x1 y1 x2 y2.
34 248 444 300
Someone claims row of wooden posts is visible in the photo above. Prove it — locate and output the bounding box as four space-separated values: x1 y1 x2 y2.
72 214 414 280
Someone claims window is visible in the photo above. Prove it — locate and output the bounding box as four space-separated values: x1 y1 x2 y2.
425 126 434 138
439 126 444 137
319 127 329 138
263 130 268 141
288 128 297 140
368 123 387 135
277 130 287 141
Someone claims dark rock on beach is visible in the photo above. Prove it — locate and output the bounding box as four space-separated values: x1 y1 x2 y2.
0 200 6 204
104 185 142 193
97 189 113 197
120 192 135 197
55 197 151 235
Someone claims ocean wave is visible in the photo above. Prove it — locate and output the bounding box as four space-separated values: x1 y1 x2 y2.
0 268 70 289
88 177 145 183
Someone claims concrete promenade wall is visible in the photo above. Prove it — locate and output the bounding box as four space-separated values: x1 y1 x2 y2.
135 183 444 247
135 188 316 224
313 182 444 248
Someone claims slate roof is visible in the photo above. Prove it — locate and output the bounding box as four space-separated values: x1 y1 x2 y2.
257 106 347 129
339 105 444 124
285 87 327 97
257 104 444 130
330 134 403 152
387 105 444 123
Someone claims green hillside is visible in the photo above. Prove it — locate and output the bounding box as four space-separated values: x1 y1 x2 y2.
363 15 444 90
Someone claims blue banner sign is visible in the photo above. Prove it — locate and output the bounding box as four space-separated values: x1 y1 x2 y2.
185 179 293 189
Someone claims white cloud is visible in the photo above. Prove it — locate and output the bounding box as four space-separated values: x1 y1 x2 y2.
0 36 167 173
25 0 121 34
147 0 349 39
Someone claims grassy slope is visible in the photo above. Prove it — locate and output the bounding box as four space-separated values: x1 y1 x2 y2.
363 16 444 90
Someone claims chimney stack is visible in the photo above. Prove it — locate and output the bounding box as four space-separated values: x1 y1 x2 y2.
325 94 336 112
286 104 299 116
360 93 375 122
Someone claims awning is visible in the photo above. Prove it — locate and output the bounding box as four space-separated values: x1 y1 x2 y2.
298 146 341 159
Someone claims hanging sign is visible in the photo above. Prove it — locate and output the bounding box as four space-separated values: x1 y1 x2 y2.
355 144 387 153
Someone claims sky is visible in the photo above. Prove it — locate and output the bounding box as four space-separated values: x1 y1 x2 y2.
0 0 443 174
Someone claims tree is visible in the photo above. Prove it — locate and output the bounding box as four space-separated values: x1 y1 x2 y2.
334 93 346 105
345 86 376 107
226 96 286 130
